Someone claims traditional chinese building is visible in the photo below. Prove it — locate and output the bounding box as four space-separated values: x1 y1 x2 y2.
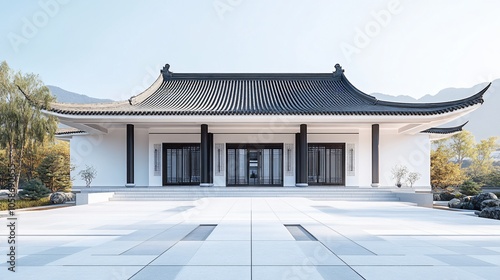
50 64 488 190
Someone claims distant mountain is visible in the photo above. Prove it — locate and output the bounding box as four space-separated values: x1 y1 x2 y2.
371 79 500 141
47 85 113 104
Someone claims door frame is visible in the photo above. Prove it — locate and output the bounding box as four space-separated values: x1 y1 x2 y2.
162 143 201 186
226 143 284 187
307 143 346 186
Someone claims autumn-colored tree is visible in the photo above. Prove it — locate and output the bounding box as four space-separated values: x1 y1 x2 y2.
22 139 70 182
468 137 499 179
448 130 475 167
430 146 466 190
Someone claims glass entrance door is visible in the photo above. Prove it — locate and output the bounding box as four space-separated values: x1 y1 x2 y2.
162 143 200 185
308 143 345 185
227 144 283 186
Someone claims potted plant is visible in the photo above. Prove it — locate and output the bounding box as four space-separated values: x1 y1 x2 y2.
391 165 408 188
406 172 421 188
78 165 97 188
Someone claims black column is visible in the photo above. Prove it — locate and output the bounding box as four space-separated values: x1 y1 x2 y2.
208 133 213 184
371 124 380 187
295 133 300 184
126 124 135 187
297 124 308 187
200 124 211 187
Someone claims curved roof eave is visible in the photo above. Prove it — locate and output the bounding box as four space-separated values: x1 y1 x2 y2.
375 84 489 109
421 121 469 134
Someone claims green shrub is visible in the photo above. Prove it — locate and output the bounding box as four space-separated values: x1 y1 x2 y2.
37 153 72 192
0 197 50 211
18 179 51 200
459 180 482 196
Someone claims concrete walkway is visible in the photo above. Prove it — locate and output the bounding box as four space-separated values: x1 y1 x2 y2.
1 198 499 280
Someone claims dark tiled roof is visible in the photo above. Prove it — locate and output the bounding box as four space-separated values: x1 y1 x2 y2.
55 128 86 135
48 64 489 116
421 122 468 134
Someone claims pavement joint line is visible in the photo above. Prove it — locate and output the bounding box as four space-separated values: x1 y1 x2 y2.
126 204 215 279
250 198 253 280
282 199 369 280
284 199 378 256
119 220 184 255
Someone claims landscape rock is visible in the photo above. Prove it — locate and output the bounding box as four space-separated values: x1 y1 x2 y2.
49 192 75 204
480 199 500 210
448 198 462 208
460 196 475 210
433 192 457 201
447 193 500 212
440 192 456 201
470 193 498 210
477 206 500 220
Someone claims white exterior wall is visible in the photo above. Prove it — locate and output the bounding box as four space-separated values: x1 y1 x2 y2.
71 128 126 187
135 128 149 187
358 128 372 188
70 128 432 190
379 131 431 190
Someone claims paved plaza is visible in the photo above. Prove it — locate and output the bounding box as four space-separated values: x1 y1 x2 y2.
1 198 500 280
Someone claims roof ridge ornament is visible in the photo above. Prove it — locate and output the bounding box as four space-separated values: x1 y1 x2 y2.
333 64 344 78
161 64 173 80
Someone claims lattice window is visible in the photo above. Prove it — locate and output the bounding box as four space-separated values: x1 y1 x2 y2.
346 143 355 176
154 144 161 176
215 143 224 176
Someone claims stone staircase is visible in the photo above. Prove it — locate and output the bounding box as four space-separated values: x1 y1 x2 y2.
107 187 400 201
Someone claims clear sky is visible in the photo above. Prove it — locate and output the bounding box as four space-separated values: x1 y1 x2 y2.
1 0 499 101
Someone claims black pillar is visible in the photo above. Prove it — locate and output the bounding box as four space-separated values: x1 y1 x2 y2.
371 124 380 187
297 124 308 187
295 133 300 184
208 133 213 184
200 124 211 187
126 124 135 187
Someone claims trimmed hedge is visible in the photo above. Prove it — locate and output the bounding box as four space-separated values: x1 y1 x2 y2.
0 197 51 211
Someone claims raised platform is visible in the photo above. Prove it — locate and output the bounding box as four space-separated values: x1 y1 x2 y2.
74 187 398 201
73 186 433 206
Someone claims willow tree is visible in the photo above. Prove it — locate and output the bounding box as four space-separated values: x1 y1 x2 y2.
0 61 58 192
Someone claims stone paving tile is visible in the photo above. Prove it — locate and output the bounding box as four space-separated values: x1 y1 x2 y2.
121 240 177 255
252 265 363 280
1 266 142 280
132 265 251 280
1 198 500 280
429 254 495 266
352 265 488 280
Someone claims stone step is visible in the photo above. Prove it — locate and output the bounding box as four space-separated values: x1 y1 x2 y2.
109 197 400 201
108 189 400 201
